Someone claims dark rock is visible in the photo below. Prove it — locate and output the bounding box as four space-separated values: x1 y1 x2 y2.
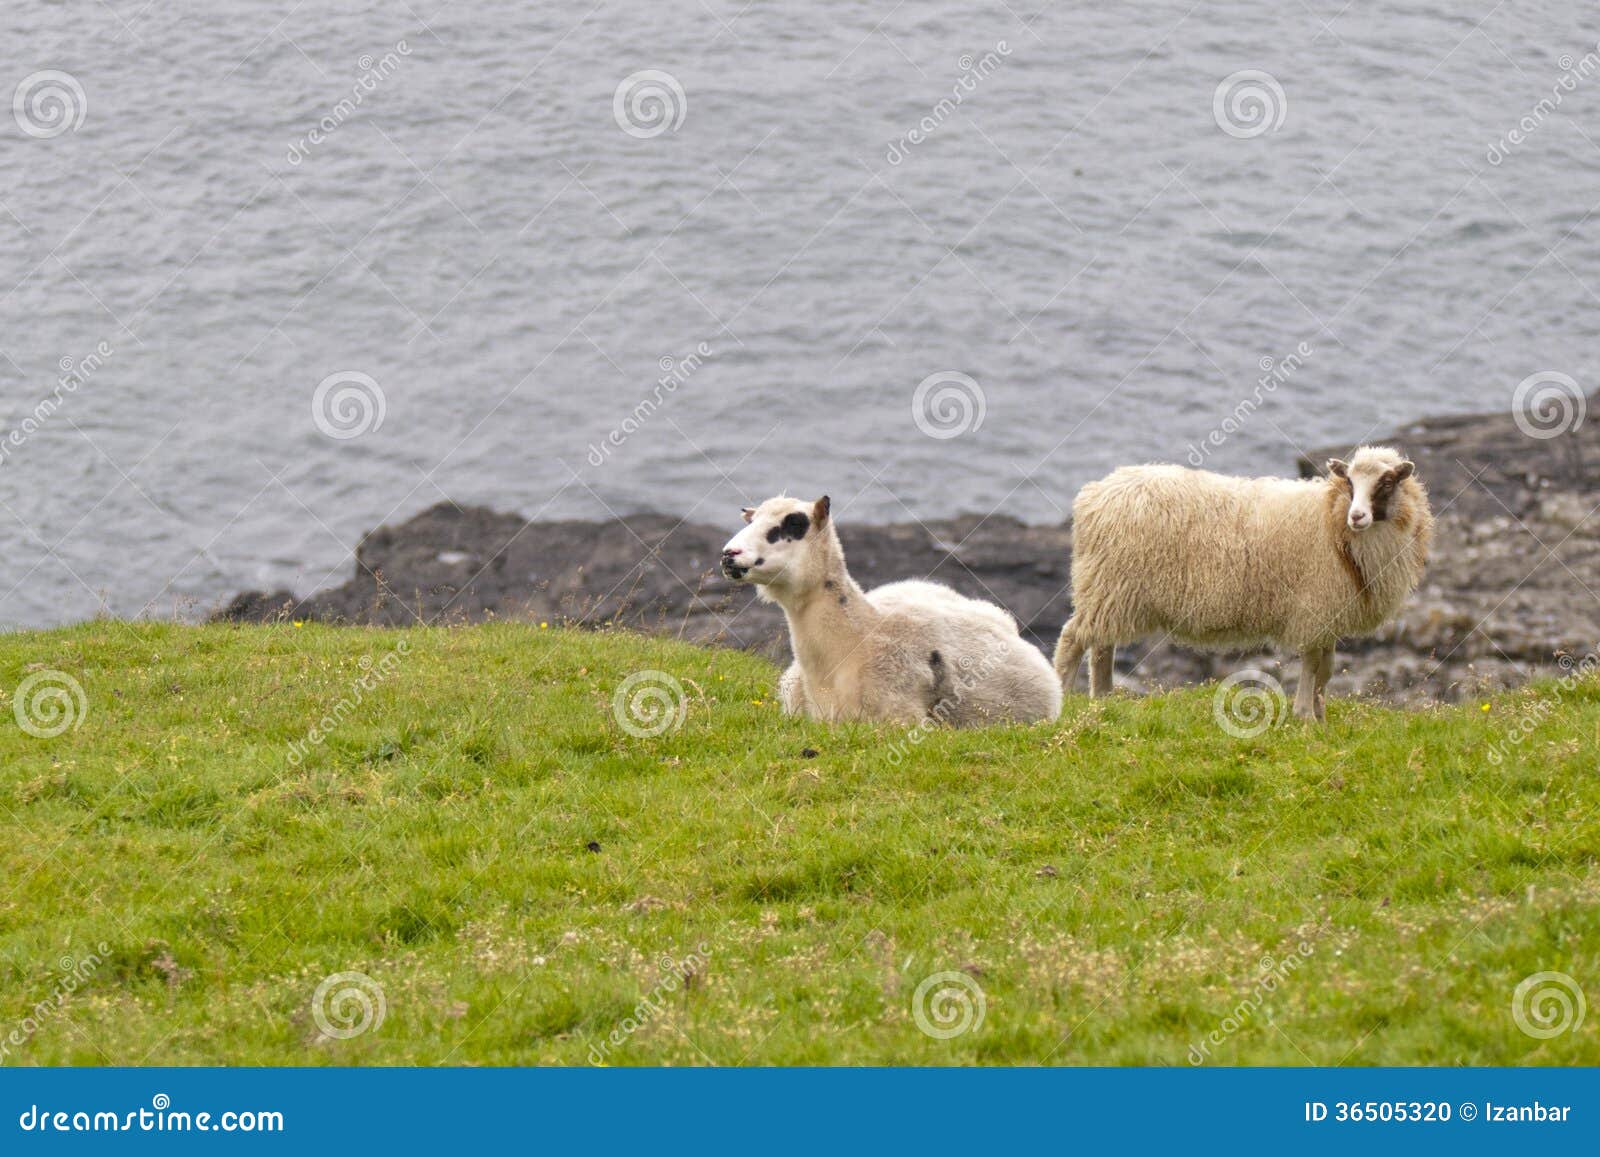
213 503 1073 659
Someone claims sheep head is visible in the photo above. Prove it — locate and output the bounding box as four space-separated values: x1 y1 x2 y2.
1327 447 1417 533
721 495 835 595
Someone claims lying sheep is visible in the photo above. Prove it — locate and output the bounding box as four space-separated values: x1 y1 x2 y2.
721 495 1061 726
1053 446 1433 721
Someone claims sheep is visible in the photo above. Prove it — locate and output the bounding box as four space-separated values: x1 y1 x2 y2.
1052 445 1433 721
721 495 1062 726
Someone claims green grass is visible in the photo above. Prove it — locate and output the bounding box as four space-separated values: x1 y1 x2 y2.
1 621 1596 1066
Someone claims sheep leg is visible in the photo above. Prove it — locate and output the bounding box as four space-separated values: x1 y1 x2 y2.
1089 646 1115 697
1292 650 1317 720
778 661 811 717
1293 647 1332 722
1053 617 1087 693
1314 647 1335 722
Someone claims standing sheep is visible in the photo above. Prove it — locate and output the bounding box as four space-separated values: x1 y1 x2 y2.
721 495 1061 726
1053 446 1433 721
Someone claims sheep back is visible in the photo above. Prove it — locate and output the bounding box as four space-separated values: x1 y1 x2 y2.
864 581 1061 725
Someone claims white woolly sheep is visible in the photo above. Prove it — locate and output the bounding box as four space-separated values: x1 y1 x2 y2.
1053 446 1434 721
721 495 1062 726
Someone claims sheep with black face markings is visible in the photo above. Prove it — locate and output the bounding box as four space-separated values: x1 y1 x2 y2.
1053 446 1433 721
721 495 1061 726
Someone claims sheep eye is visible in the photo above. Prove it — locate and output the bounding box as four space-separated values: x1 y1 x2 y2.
770 511 809 542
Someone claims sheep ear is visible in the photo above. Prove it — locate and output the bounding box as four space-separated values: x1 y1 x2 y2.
1326 458 1349 479
1392 460 1415 482
812 495 830 530
740 506 756 524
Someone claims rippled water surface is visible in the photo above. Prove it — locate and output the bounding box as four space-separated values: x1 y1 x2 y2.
2 1 1596 626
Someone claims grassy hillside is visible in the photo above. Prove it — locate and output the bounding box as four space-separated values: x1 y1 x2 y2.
1 622 1595 1066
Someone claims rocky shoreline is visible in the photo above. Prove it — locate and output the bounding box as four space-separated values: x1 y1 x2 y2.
217 394 1600 705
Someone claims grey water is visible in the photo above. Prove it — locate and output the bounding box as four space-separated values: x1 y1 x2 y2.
1 0 1596 628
